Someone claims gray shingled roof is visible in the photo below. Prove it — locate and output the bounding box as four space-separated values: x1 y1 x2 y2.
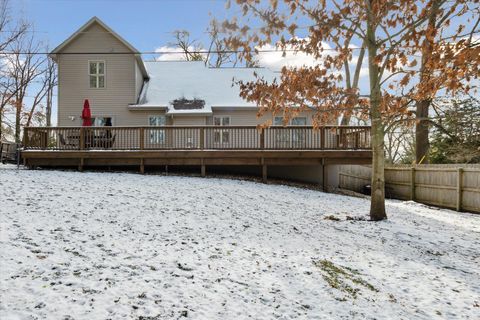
132 61 276 114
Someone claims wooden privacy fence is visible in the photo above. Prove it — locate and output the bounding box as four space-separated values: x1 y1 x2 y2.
0 141 17 163
339 165 480 213
23 126 372 151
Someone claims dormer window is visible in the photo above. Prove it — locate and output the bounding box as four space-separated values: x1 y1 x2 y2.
89 61 105 88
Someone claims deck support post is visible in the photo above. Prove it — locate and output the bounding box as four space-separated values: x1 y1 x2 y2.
201 159 206 177
165 165 168 176
140 158 145 174
261 158 267 183
322 159 328 192
78 158 84 172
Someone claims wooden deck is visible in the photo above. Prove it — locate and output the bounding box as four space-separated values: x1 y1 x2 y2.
22 126 372 182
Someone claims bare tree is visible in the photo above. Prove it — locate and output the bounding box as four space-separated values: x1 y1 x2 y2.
25 56 56 127
385 124 415 164
44 57 57 127
205 19 243 68
0 0 28 52
0 0 29 140
165 22 254 68
167 30 205 62
412 3 480 163
4 33 46 142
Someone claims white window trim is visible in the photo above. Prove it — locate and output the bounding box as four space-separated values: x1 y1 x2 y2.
273 117 307 147
213 115 231 126
147 115 166 126
291 117 307 126
148 115 166 144
274 116 307 126
213 116 231 144
91 115 114 127
88 60 106 89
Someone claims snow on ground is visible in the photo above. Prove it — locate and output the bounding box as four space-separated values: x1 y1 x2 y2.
0 164 479 320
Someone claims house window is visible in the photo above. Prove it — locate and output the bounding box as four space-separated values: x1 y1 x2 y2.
290 117 307 126
91 117 112 127
274 116 307 147
89 61 105 88
274 116 307 126
149 116 166 144
213 116 230 144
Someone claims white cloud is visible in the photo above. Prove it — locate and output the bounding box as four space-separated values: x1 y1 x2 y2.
153 40 370 85
254 42 333 70
254 41 369 81
154 46 207 61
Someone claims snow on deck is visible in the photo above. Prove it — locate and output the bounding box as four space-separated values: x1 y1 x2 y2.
0 164 479 319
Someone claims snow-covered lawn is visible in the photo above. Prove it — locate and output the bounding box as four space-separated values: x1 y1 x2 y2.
0 164 479 320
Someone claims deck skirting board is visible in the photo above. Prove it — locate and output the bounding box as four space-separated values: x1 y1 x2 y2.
22 150 372 167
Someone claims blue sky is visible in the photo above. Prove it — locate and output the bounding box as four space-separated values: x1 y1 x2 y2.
14 0 229 56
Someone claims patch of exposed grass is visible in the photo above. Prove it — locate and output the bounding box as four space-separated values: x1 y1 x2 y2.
313 259 378 299
323 215 341 221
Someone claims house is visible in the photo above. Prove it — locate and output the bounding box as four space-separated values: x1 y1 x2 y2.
22 17 372 188
50 17 313 128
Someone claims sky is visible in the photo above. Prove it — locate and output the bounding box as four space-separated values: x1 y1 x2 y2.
13 0 228 57
12 0 334 70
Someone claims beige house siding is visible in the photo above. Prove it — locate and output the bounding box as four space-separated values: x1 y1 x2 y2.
209 109 315 126
172 116 207 126
57 23 139 126
134 62 144 103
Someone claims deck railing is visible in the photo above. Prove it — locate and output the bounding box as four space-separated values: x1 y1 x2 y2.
23 126 372 151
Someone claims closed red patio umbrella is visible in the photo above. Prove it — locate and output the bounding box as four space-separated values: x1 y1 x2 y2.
81 99 92 126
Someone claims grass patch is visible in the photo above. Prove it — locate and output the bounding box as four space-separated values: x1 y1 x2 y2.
323 215 341 221
313 259 378 299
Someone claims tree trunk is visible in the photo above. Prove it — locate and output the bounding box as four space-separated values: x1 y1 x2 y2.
415 99 430 163
366 2 387 221
15 99 21 143
0 109 3 141
46 86 52 127
341 41 366 126
414 2 440 164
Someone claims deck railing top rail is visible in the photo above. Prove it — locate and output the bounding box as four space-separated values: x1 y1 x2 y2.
23 125 372 151
24 125 371 129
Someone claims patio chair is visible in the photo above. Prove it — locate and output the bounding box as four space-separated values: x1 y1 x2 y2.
58 133 78 148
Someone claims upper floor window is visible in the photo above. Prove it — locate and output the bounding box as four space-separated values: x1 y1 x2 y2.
89 61 105 88
274 117 307 126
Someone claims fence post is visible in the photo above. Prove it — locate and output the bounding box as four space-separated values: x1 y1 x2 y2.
320 127 325 149
23 128 29 149
456 168 463 212
410 167 415 201
140 128 145 150
79 127 85 150
260 128 265 149
200 127 205 150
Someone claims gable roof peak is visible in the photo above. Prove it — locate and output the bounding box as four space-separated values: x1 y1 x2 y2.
50 16 148 79
50 16 138 54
